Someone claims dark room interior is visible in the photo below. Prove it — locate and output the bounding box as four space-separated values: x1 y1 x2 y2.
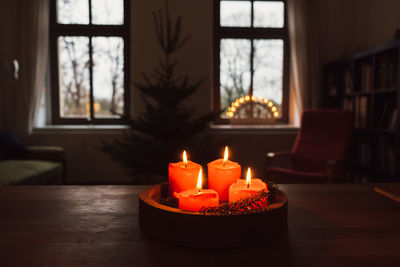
0 0 399 266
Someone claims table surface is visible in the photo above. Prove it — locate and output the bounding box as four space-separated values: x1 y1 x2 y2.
0 184 399 267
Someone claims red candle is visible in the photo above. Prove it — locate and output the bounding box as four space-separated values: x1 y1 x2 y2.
168 151 202 196
229 168 267 202
174 169 219 212
207 147 241 201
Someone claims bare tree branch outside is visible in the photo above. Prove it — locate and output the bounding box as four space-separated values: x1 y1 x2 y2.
57 0 125 118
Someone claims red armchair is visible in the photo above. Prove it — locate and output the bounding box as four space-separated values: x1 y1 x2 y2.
265 109 354 183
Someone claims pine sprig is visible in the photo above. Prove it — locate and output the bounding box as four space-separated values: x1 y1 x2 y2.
200 182 279 215
265 181 279 200
199 190 269 215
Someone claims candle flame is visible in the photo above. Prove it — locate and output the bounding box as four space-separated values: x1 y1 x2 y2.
196 169 203 191
183 150 188 167
223 146 229 164
246 167 252 187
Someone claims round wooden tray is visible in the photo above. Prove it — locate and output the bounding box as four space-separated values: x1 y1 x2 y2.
139 182 288 248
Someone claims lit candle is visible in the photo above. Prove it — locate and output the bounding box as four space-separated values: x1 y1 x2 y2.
168 150 202 196
207 146 241 202
174 169 219 212
229 167 267 202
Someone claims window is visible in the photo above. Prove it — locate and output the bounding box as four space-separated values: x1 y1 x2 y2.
214 0 289 124
50 0 130 124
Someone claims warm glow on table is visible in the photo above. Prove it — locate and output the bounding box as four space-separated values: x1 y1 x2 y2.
208 146 241 201
229 168 267 202
168 150 202 196
173 169 219 212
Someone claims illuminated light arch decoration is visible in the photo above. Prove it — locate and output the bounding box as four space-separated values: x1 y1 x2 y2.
225 95 280 119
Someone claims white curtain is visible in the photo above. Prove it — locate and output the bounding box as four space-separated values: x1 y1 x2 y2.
288 0 320 126
2 0 49 139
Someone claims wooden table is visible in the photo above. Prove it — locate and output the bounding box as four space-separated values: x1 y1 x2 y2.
0 184 399 267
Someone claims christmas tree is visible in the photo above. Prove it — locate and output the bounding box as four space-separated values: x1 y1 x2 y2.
100 1 218 184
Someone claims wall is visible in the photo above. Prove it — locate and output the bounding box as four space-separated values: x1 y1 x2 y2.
353 0 400 50
316 0 400 64
0 0 20 130
0 1 19 63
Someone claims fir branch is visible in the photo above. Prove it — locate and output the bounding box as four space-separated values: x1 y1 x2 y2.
175 35 190 52
166 18 172 53
265 180 279 200
170 17 182 50
200 182 280 215
158 10 165 51
152 12 163 49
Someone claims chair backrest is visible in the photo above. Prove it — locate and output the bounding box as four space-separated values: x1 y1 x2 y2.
291 109 353 173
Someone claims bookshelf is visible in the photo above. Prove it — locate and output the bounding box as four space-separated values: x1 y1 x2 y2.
323 40 400 182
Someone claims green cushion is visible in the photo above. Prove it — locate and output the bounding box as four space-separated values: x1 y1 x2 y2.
0 160 62 185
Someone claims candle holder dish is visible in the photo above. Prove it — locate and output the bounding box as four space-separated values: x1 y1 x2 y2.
139 182 288 248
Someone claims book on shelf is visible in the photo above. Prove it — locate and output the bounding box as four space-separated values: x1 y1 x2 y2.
355 96 368 128
379 101 388 128
360 63 373 92
355 137 371 165
376 60 397 90
354 135 372 166
374 185 400 203
386 62 396 89
377 101 396 129
389 109 398 130
353 174 368 184
378 136 396 174
387 148 395 174
328 86 337 96
342 98 353 111
327 72 337 96
359 96 367 128
344 69 353 94
367 64 373 92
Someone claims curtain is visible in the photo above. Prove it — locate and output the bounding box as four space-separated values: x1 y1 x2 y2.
288 0 320 126
2 0 49 139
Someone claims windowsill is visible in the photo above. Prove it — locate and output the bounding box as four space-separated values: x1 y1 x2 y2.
32 125 130 134
210 124 298 134
32 124 299 135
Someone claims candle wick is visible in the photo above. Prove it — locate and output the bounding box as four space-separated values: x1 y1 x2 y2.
223 161 226 167
247 183 250 189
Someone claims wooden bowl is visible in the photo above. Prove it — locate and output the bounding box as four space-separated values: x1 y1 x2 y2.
139 182 288 248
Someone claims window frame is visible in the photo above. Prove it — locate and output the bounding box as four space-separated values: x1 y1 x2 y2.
213 0 290 124
49 0 130 125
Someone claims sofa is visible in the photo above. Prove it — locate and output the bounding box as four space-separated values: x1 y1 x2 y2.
0 132 65 185
0 146 65 185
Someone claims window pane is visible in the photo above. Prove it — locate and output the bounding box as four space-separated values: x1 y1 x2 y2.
254 1 284 28
220 1 251 27
92 0 124 25
58 36 90 118
220 39 251 117
92 37 125 117
253 39 283 118
57 0 89 24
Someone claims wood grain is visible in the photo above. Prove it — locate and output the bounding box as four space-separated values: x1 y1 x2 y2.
0 184 399 267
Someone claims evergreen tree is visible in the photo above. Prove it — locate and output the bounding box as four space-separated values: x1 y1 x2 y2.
100 1 218 184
